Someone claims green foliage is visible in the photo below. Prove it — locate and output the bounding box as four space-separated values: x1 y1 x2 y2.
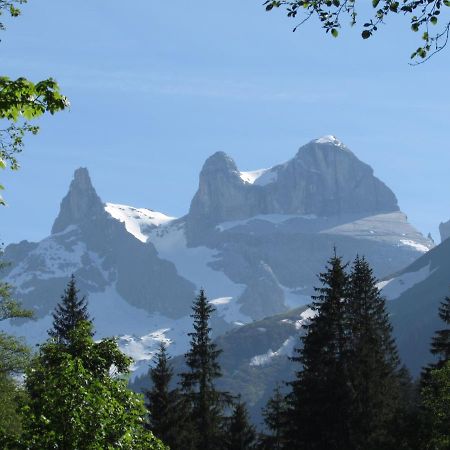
283 253 413 449
264 0 450 63
287 252 352 448
146 342 189 449
225 400 257 450
48 275 91 344
180 289 231 450
20 321 167 450
0 250 32 375
345 255 404 449
259 385 289 450
0 1 68 205
421 361 450 449
0 373 27 449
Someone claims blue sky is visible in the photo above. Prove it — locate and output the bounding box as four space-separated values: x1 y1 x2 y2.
1 1 449 244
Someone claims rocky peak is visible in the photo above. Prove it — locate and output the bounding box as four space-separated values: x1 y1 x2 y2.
51 168 105 234
186 137 401 243
200 151 240 179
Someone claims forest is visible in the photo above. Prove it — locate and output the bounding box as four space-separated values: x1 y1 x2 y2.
1 252 449 449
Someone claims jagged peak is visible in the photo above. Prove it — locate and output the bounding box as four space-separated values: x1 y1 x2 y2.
51 167 105 234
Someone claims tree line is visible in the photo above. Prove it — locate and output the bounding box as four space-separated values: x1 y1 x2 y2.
0 252 449 449
145 253 450 450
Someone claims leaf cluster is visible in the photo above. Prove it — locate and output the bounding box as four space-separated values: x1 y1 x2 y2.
21 321 167 450
264 0 450 63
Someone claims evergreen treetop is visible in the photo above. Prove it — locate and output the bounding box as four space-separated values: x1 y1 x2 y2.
226 399 256 450
180 289 230 450
260 385 289 450
146 342 188 450
48 275 91 343
430 295 450 367
287 252 352 449
345 255 403 449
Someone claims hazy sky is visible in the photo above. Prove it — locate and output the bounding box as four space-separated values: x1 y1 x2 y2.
1 1 449 245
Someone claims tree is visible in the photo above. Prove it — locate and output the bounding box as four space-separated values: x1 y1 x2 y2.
21 320 167 450
48 275 91 344
286 252 352 449
421 361 450 449
430 295 450 367
145 342 188 450
345 255 405 449
0 1 68 205
0 250 32 447
264 0 450 63
225 399 257 450
259 385 289 450
180 289 231 450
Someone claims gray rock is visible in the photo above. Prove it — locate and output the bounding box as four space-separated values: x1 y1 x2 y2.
52 167 106 234
186 137 399 244
439 219 450 242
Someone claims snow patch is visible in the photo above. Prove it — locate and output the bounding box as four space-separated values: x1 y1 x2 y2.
378 264 433 300
105 203 175 243
399 239 430 253
239 168 278 186
314 135 345 148
147 223 251 324
249 337 295 366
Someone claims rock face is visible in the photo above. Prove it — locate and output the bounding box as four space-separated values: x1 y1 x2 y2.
186 136 399 243
439 219 450 242
4 168 196 320
52 168 106 234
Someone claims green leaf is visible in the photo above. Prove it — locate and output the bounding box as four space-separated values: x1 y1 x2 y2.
331 28 339 38
0 159 5 169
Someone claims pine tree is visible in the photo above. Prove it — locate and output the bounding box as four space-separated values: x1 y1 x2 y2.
48 275 91 343
345 255 404 449
226 400 256 450
259 385 289 450
145 343 188 450
286 252 352 450
430 295 450 367
180 289 230 450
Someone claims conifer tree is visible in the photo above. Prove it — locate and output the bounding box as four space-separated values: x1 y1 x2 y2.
345 255 404 449
226 400 256 450
145 342 187 450
430 295 450 367
49 275 91 343
259 385 289 450
286 252 352 449
180 289 230 450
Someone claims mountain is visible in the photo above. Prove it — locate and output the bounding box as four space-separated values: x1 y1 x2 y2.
381 236 450 375
2 136 433 376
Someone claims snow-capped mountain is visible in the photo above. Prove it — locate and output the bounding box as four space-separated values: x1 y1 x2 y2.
2 136 433 375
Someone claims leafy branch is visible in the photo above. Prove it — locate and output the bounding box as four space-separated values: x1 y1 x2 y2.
0 1 69 205
264 0 450 63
